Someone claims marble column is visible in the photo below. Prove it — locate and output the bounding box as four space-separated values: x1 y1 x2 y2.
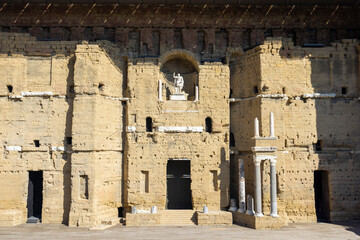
270 158 278 217
195 86 199 101
246 195 255 215
228 199 238 211
239 177 246 213
158 80 162 101
270 112 275 137
254 117 259 137
238 159 246 213
254 157 263 217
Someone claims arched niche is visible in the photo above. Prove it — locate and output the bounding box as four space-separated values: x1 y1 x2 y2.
167 139 193 160
160 50 199 100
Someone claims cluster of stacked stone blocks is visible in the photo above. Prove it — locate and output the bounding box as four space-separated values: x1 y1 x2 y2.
0 2 359 229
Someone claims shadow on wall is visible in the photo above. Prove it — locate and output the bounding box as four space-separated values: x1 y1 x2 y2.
219 147 230 210
278 38 360 222
62 56 75 225
310 42 360 222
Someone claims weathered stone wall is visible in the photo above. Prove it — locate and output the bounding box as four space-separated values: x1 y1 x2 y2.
0 14 359 227
69 43 124 227
232 211 287 230
125 51 230 211
229 48 262 202
0 32 74 225
230 37 360 223
197 211 232 226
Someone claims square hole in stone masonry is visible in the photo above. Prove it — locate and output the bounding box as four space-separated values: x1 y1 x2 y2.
34 140 40 147
341 87 347 95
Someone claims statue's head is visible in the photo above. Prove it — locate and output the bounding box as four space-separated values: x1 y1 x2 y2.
177 73 180 76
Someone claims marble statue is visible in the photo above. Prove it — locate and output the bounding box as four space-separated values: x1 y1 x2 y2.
173 73 184 93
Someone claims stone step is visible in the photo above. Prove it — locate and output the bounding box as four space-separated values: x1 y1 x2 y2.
160 210 197 225
161 218 196 221
101 217 119 226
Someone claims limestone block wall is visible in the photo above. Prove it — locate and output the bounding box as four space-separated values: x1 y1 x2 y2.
253 38 360 222
229 48 263 203
1 28 359 228
230 48 262 152
69 43 124 227
0 33 75 225
125 54 230 211
230 37 360 223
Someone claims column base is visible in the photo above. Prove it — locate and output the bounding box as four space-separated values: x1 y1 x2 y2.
246 210 254 215
270 213 279 218
228 207 238 212
255 213 264 217
237 208 246 213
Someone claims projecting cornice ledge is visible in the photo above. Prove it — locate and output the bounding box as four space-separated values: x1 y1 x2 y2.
0 0 358 5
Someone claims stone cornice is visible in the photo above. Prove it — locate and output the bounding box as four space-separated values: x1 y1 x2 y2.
1 0 357 5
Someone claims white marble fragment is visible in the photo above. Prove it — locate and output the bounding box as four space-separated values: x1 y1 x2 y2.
136 209 150 214
302 93 336 99
203 205 208 214
157 126 203 133
21 92 53 97
127 126 136 133
5 146 22 151
251 147 277 152
170 93 187 101
151 206 157 214
51 146 65 151
105 96 129 101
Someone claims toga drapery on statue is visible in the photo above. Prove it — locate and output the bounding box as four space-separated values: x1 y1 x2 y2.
173 73 184 93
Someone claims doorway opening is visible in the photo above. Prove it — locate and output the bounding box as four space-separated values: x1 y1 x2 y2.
27 171 43 222
314 170 330 221
166 160 192 209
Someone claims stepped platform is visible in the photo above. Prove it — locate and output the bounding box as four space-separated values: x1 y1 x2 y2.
126 210 232 226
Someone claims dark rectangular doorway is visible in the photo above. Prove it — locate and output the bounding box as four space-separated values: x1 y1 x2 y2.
166 160 192 209
314 170 330 221
27 171 43 220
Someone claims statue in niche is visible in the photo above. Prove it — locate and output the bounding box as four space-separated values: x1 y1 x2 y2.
173 73 184 93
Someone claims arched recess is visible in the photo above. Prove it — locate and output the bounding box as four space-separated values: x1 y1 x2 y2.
146 117 153 132
230 132 235 147
160 50 199 100
167 139 193 160
205 117 212 133
197 30 205 54
215 29 229 55
153 30 160 56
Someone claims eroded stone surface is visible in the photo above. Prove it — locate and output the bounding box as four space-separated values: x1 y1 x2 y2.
0 3 359 228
